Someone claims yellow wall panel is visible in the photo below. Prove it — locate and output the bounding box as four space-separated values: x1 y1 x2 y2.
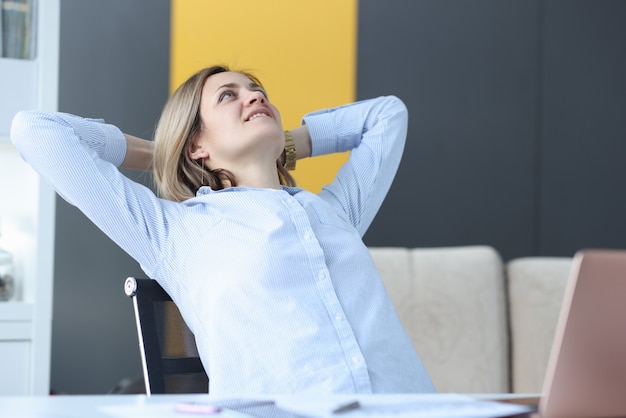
171 0 357 192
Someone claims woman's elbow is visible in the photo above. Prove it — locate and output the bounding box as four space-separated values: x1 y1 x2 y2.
11 110 42 146
389 95 408 116
10 110 65 151
383 95 409 130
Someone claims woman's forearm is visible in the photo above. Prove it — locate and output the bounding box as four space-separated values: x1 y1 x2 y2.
122 134 154 171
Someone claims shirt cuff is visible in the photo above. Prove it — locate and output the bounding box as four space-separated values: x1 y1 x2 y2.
304 109 339 157
93 121 127 167
303 103 365 157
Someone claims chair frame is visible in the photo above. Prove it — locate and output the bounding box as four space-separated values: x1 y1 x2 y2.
124 276 207 395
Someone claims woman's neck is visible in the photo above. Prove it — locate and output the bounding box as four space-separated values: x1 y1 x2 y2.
226 161 282 190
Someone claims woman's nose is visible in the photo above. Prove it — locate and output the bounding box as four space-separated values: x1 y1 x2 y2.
247 90 266 105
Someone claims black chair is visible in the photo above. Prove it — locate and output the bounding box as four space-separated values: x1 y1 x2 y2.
124 277 209 395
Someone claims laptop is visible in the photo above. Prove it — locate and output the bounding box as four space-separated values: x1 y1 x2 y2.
539 249 626 418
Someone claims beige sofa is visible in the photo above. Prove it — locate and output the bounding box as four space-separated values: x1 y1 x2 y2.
369 245 572 394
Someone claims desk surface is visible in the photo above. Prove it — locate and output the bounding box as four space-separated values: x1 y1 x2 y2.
0 393 538 418
0 394 209 418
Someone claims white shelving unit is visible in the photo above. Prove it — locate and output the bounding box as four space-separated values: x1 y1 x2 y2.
0 0 59 395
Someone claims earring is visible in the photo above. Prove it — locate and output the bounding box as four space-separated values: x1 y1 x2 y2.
195 159 204 185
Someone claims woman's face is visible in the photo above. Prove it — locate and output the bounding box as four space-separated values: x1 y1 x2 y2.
190 71 284 169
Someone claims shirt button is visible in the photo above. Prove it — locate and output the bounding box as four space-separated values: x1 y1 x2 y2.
318 270 326 280
303 231 311 240
352 356 361 365
334 314 343 322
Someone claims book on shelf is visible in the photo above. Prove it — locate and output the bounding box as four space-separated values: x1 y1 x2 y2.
0 2 3 58
1 0 37 60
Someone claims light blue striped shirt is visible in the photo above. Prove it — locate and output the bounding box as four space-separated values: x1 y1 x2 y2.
11 96 435 395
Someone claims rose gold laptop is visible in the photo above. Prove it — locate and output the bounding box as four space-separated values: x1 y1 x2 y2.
539 249 626 418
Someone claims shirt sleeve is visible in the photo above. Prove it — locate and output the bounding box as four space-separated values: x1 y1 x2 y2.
10 110 178 274
302 96 408 236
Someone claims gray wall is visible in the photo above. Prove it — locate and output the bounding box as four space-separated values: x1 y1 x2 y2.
359 0 626 261
52 0 169 394
50 0 625 394
539 0 626 255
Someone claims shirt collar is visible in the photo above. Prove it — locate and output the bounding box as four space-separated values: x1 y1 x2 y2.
196 185 303 196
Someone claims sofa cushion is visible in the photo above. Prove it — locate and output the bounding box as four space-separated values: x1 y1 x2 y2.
370 246 508 393
507 257 571 393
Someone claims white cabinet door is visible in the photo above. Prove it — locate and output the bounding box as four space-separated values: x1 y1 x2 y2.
0 340 31 395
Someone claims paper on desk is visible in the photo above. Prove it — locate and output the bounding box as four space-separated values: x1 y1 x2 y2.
99 403 255 418
99 394 533 418
275 393 535 418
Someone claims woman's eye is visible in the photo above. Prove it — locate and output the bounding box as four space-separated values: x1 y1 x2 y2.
219 91 234 102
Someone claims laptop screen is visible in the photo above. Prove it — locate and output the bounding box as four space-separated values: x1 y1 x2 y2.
540 249 626 418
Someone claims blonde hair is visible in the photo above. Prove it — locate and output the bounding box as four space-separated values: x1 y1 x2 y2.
153 65 296 202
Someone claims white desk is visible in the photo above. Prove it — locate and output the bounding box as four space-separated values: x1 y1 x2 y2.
0 393 537 418
0 394 211 418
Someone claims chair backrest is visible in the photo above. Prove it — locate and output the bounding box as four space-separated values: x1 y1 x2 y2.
124 277 209 395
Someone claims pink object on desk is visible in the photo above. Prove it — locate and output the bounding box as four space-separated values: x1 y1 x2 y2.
175 402 221 415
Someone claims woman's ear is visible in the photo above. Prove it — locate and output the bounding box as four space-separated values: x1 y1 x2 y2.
189 139 210 160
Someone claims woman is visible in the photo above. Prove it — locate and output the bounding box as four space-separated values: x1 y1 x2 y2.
11 65 435 395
